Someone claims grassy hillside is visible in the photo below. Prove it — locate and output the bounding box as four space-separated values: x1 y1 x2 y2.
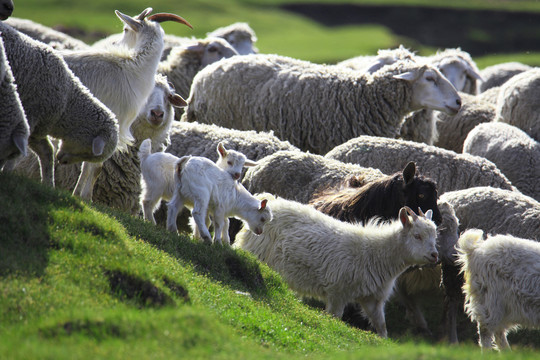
9 0 540 66
0 171 539 359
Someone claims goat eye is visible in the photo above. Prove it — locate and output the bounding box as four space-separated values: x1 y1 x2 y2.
415 234 422 241
260 217 266 223
426 76 435 82
227 161 233 166
418 194 425 199
208 46 217 53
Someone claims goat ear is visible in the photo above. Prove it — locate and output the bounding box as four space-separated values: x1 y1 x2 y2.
425 209 433 221
399 207 412 228
168 93 187 108
136 7 153 21
12 134 28 157
217 142 227 158
115 10 143 32
92 136 106 156
402 161 416 185
244 159 258 167
259 199 268 211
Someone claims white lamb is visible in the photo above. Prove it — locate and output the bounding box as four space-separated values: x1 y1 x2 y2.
139 140 258 225
234 196 438 338
166 156 272 245
456 229 540 351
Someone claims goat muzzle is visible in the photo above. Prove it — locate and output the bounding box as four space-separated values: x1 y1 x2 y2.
148 13 193 29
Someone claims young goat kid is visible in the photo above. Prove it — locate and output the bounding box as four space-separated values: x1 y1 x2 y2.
457 229 540 351
166 155 271 245
234 197 438 338
139 140 258 226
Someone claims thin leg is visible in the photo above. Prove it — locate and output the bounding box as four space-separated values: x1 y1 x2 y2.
166 193 184 233
192 201 212 244
478 324 494 351
73 161 103 201
494 329 510 351
360 298 388 338
30 137 55 187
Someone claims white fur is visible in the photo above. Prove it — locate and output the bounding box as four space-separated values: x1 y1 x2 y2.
234 196 438 338
457 229 540 350
166 156 272 245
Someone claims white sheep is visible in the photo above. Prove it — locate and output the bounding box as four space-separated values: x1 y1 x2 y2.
4 17 89 50
158 37 238 99
325 135 515 195
479 61 532 93
61 8 192 200
427 48 482 95
242 150 385 204
495 67 540 142
10 74 186 214
234 196 438 338
463 122 540 202
456 229 540 350
337 45 416 73
431 92 496 152
166 155 272 245
183 54 462 154
0 21 118 187
139 139 258 225
0 33 28 168
0 0 13 20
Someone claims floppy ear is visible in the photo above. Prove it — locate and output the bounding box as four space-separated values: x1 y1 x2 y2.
217 142 227 158
403 161 416 186
393 70 419 82
259 199 268 211
115 10 143 32
466 66 484 81
168 93 187 108
244 159 258 167
12 134 28 157
92 136 106 156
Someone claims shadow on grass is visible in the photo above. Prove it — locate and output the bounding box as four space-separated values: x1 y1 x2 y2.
0 172 84 277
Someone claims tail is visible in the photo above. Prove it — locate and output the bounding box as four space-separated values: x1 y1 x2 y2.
175 155 191 182
138 138 153 163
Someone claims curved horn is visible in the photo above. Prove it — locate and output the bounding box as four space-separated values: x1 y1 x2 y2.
148 13 193 29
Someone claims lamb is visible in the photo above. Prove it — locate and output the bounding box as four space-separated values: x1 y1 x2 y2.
61 7 192 200
325 135 515 195
183 54 462 154
242 150 385 204
234 196 438 338
0 0 13 20
0 33 28 168
431 92 496 153
479 61 532 93
166 155 272 245
456 229 540 350
463 122 540 201
140 139 258 225
337 45 416 73
4 17 89 50
495 67 540 142
158 37 238 119
0 20 118 187
11 74 186 214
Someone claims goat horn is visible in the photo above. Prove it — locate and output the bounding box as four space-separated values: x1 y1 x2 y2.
148 13 193 29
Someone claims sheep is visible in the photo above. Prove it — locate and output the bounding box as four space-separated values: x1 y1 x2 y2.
431 92 496 153
463 122 540 201
242 150 385 205
479 61 532 93
0 33 28 168
139 139 258 225
337 45 416 73
456 229 540 350
10 74 186 214
325 135 515 195
495 67 540 142
206 22 258 55
234 196 438 338
0 21 118 187
166 155 273 246
61 7 192 200
158 37 238 119
0 0 13 20
309 165 461 338
4 17 89 50
183 54 462 155
475 85 500 106
399 48 482 145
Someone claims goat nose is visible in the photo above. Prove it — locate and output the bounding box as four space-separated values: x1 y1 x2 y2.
234 173 241 180
431 252 439 262
151 109 164 118
456 98 462 107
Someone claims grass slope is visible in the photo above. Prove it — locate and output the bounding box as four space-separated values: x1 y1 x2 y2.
0 172 539 359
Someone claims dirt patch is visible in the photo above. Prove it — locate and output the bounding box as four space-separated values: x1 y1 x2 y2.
105 269 173 308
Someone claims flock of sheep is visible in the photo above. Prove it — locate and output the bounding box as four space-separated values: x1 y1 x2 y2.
1 0 539 351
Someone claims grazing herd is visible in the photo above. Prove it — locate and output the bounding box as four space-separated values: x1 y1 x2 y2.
1 3 539 351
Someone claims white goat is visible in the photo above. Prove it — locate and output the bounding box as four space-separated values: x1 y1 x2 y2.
139 140 258 225
234 197 438 338
457 229 540 351
61 7 192 201
166 156 271 245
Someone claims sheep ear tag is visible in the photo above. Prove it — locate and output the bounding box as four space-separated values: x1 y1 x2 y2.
259 199 268 211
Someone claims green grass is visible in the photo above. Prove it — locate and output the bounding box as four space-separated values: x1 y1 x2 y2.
1 170 539 359
10 0 540 66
